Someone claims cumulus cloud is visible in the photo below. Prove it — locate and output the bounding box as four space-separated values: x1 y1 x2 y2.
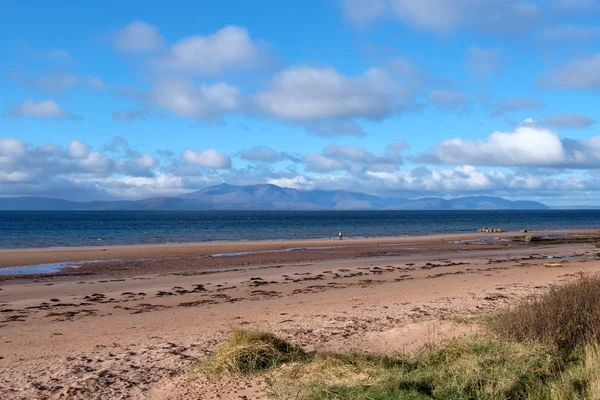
155 25 263 75
0 136 161 190
151 79 240 119
428 89 469 110
267 165 594 199
114 21 164 53
466 47 500 79
6 99 75 120
304 142 405 173
254 65 417 135
420 123 600 168
491 97 544 116
366 165 495 191
182 149 232 169
68 140 90 159
540 54 600 91
542 113 596 129
5 134 600 202
304 154 346 172
240 147 300 163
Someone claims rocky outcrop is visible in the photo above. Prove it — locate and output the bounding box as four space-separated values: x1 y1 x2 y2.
477 227 503 233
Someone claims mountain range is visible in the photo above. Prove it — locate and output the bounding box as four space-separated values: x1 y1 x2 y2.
0 183 549 211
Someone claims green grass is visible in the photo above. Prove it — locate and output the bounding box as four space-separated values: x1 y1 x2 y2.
197 275 600 399
197 328 307 376
271 338 592 400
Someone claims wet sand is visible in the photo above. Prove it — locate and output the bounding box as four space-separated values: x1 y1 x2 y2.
1 230 600 399
1 229 597 268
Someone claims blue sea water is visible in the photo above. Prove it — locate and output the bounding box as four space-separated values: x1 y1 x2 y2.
1 210 600 250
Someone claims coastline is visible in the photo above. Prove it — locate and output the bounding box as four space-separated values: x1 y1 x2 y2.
1 228 598 269
2 231 600 398
2 227 600 398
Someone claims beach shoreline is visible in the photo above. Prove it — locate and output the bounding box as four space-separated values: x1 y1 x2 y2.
2 229 600 398
1 228 598 270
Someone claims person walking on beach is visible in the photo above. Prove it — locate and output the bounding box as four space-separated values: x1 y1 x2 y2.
338 231 343 240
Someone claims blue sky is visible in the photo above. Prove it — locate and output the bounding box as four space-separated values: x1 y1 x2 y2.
1 0 599 204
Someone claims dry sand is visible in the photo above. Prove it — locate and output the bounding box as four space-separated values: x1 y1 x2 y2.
1 230 600 399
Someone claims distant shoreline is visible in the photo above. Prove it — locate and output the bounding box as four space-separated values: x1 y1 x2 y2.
1 228 598 270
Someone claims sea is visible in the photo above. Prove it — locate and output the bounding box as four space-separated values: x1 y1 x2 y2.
1 210 600 250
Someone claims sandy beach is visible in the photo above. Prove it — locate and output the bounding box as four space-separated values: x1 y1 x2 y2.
2 230 600 399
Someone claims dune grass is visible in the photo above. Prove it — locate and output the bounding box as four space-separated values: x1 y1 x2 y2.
198 275 600 399
197 328 307 375
270 338 595 400
489 274 600 352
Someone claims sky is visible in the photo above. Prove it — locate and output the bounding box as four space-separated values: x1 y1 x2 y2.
1 0 600 205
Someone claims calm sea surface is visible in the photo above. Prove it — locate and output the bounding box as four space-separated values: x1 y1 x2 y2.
1 210 600 250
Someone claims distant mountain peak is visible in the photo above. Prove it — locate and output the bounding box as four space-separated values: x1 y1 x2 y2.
0 183 549 211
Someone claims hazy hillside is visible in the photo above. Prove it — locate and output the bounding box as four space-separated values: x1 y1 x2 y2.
0 184 549 211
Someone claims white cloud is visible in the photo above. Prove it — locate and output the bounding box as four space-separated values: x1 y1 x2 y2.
5 135 600 202
135 154 158 169
0 138 27 167
155 25 262 74
0 137 161 191
182 149 232 169
254 65 416 134
114 21 164 53
540 53 600 91
324 143 403 165
420 123 600 168
68 140 90 159
421 124 564 166
304 142 405 173
366 165 494 191
241 147 280 162
151 79 240 119
6 99 74 120
98 173 187 199
240 147 300 163
79 152 113 174
304 154 346 172
267 175 315 191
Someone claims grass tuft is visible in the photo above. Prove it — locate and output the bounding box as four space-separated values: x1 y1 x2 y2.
272 337 568 399
198 328 307 376
196 275 600 398
489 274 600 352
